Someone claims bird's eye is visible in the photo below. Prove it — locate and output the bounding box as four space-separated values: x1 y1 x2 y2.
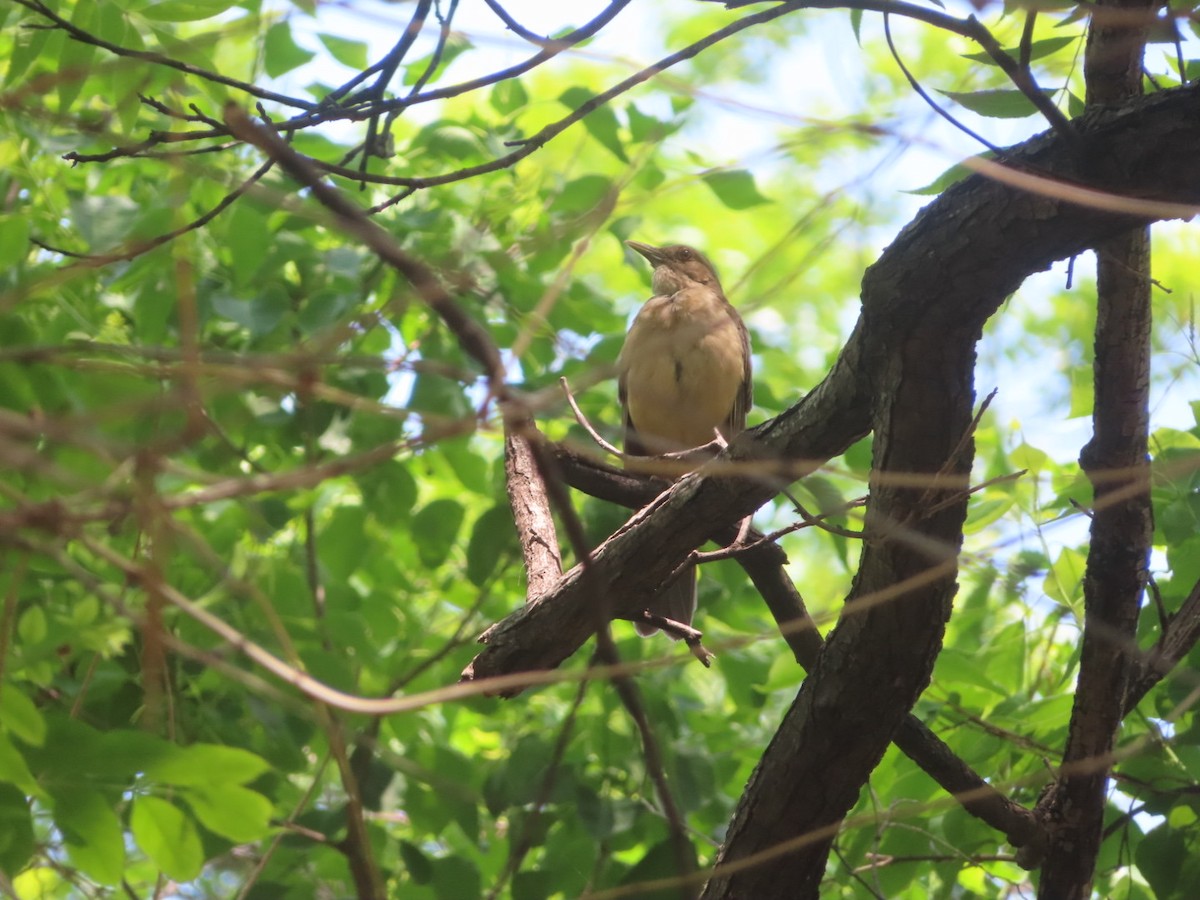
678 248 691 259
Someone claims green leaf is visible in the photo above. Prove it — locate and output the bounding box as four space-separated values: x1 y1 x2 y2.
1011 441 1051 474
490 79 528 115
142 743 271 786
5 18 52 87
54 789 125 886
411 499 465 568
211 286 290 337
560 86 629 163
409 370 472 420
297 287 358 335
905 160 973 196
399 840 433 883
318 506 369 581
224 202 270 286
466 505 514 586
618 838 699 897
318 33 368 70
701 169 771 209
263 21 315 78
443 436 490 493
431 855 481 900
961 36 1080 65
181 783 273 842
551 175 614 217
0 733 41 797
0 684 46 746
0 784 34 878
360 461 418 526
627 103 673 143
1136 825 1186 898
131 795 204 881
0 215 30 268
964 496 1013 533
139 0 241 22
70 195 140 250
1044 547 1086 619
418 122 486 161
1067 362 1093 418
941 88 1056 119
58 0 97 114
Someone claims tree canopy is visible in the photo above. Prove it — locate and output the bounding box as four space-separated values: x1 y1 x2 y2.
2 1 1199 898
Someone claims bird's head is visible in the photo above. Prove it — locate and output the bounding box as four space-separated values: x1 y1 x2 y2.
627 241 721 295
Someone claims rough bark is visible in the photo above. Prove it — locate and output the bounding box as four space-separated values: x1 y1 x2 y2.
1036 3 1157 896
504 418 563 602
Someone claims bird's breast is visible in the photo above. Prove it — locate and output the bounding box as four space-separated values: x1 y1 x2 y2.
619 289 746 451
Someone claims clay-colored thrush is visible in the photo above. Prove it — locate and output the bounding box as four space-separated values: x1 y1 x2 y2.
618 240 752 635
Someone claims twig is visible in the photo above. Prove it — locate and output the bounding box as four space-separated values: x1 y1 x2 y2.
379 0 632 109
484 674 590 900
921 468 1028 519
915 388 999 513
15 0 315 111
560 376 625 459
354 0 435 181
691 495 870 566
1019 10 1038 71
37 158 274 268
403 0 459 102
482 0 559 45
636 612 714 666
884 12 1001 155
223 105 506 393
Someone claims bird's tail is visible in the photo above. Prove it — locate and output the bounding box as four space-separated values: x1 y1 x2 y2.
636 564 697 637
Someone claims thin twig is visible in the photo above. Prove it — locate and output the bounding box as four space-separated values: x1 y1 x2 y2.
15 0 315 110
37 158 274 268
1019 10 1038 70
883 12 1002 155
560 377 624 459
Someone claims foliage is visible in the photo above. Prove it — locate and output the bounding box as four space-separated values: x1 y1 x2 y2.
1 1 1199 898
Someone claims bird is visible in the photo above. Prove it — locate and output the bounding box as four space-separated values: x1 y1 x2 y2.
617 240 752 636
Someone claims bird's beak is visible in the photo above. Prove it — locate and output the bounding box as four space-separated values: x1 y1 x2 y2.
626 240 665 266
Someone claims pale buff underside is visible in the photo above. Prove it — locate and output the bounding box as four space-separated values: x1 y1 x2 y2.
618 285 744 451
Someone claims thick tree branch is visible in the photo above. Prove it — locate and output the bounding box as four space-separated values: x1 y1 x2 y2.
1038 5 1157 895
505 419 563 602
703 265 981 899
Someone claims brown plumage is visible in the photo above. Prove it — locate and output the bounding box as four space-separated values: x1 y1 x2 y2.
618 240 752 635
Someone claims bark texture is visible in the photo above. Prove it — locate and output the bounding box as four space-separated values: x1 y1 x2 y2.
1037 5 1157 893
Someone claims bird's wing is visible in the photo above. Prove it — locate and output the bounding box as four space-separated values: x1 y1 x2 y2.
617 337 649 457
723 304 753 437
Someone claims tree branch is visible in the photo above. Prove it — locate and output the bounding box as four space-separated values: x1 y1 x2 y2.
1037 6 1157 894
